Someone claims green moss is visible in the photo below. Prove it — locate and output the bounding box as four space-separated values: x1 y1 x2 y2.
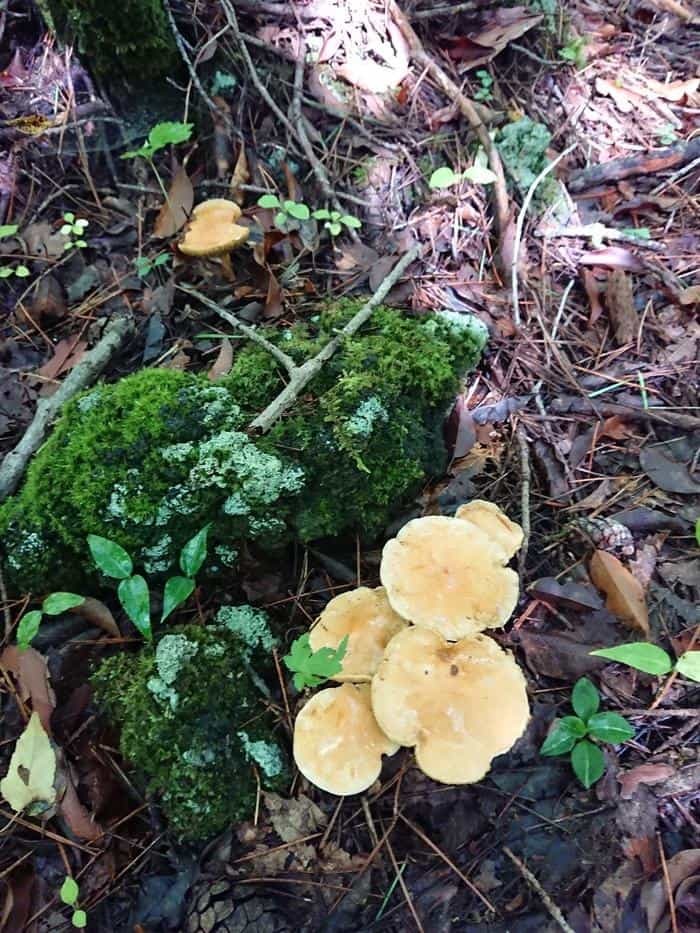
0 304 486 592
227 302 487 540
92 622 286 840
496 117 555 199
0 369 304 592
47 0 177 79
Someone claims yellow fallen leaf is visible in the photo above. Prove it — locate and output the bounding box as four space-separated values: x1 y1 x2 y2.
0 712 56 813
589 549 650 636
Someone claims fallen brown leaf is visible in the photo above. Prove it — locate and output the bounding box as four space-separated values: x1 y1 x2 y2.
72 597 120 638
153 165 194 239
36 336 88 383
580 247 646 272
208 338 233 381
619 763 675 799
0 645 56 735
55 750 103 841
589 549 650 636
230 146 249 205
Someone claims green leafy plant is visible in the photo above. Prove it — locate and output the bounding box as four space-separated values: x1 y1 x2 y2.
428 164 497 190
121 121 193 207
16 592 85 651
657 124 678 146
87 525 210 640
60 212 89 251
590 643 700 682
312 208 362 237
696 517 700 547
473 69 494 102
540 677 634 788
559 35 587 69
59 875 87 929
283 633 349 690
0 224 29 279
134 252 171 278
256 194 362 237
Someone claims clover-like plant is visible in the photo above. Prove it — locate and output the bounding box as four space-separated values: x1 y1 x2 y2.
60 212 89 251
283 633 349 690
312 208 362 237
87 525 210 641
473 69 494 102
256 194 362 238
134 251 171 278
540 677 635 788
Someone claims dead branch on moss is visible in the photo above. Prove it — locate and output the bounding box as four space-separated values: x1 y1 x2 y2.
182 244 421 434
0 316 134 503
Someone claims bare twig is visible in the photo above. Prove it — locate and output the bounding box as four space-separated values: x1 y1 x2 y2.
515 425 531 580
503 847 575 933
511 144 575 326
0 316 134 503
176 285 297 374
182 246 420 434
657 833 679 933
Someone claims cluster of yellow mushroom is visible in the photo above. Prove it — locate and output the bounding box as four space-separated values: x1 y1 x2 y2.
293 501 531 795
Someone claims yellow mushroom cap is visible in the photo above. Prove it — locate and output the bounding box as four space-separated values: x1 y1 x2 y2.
455 500 524 562
371 627 529 784
293 683 399 795
308 587 408 683
380 515 520 640
178 198 249 256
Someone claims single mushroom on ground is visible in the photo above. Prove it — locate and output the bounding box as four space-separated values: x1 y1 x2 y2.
178 198 249 277
293 683 399 795
308 586 408 682
371 627 529 784
455 499 523 562
380 514 520 640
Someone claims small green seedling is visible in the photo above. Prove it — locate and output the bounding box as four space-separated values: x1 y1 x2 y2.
283 633 349 690
312 208 362 237
428 164 497 190
695 517 700 547
559 35 587 69
16 593 85 650
87 525 210 640
473 69 494 102
134 252 171 278
657 124 678 146
121 121 193 207
59 875 87 929
60 212 89 250
0 224 29 279
256 194 362 237
590 642 700 682
540 677 635 788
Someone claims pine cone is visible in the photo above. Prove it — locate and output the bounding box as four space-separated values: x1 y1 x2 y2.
577 517 635 555
185 879 297 933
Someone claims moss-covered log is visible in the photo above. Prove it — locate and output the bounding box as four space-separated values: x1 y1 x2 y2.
46 0 177 79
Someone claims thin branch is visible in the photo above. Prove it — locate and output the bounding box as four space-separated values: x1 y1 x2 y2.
511 144 576 326
176 285 297 375
503 847 575 933
0 316 134 503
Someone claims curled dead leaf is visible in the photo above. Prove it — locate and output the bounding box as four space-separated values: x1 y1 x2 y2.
153 165 194 239
0 646 56 735
72 597 120 638
589 549 650 636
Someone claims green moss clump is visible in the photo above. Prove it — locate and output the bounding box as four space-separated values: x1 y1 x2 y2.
496 117 554 197
47 0 177 79
92 622 286 840
227 303 487 540
0 304 486 593
0 369 304 592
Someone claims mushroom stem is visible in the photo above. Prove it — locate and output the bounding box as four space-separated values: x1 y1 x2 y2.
220 252 234 281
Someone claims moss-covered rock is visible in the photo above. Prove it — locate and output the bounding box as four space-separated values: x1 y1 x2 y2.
92 617 286 840
0 303 486 593
46 0 177 79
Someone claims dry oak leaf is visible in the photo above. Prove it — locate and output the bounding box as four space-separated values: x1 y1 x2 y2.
589 549 650 636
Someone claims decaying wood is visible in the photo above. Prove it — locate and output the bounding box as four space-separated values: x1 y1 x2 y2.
568 137 700 192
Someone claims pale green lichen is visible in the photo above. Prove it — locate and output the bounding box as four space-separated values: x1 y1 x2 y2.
345 397 388 438
216 605 277 660
238 731 285 778
155 634 199 684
